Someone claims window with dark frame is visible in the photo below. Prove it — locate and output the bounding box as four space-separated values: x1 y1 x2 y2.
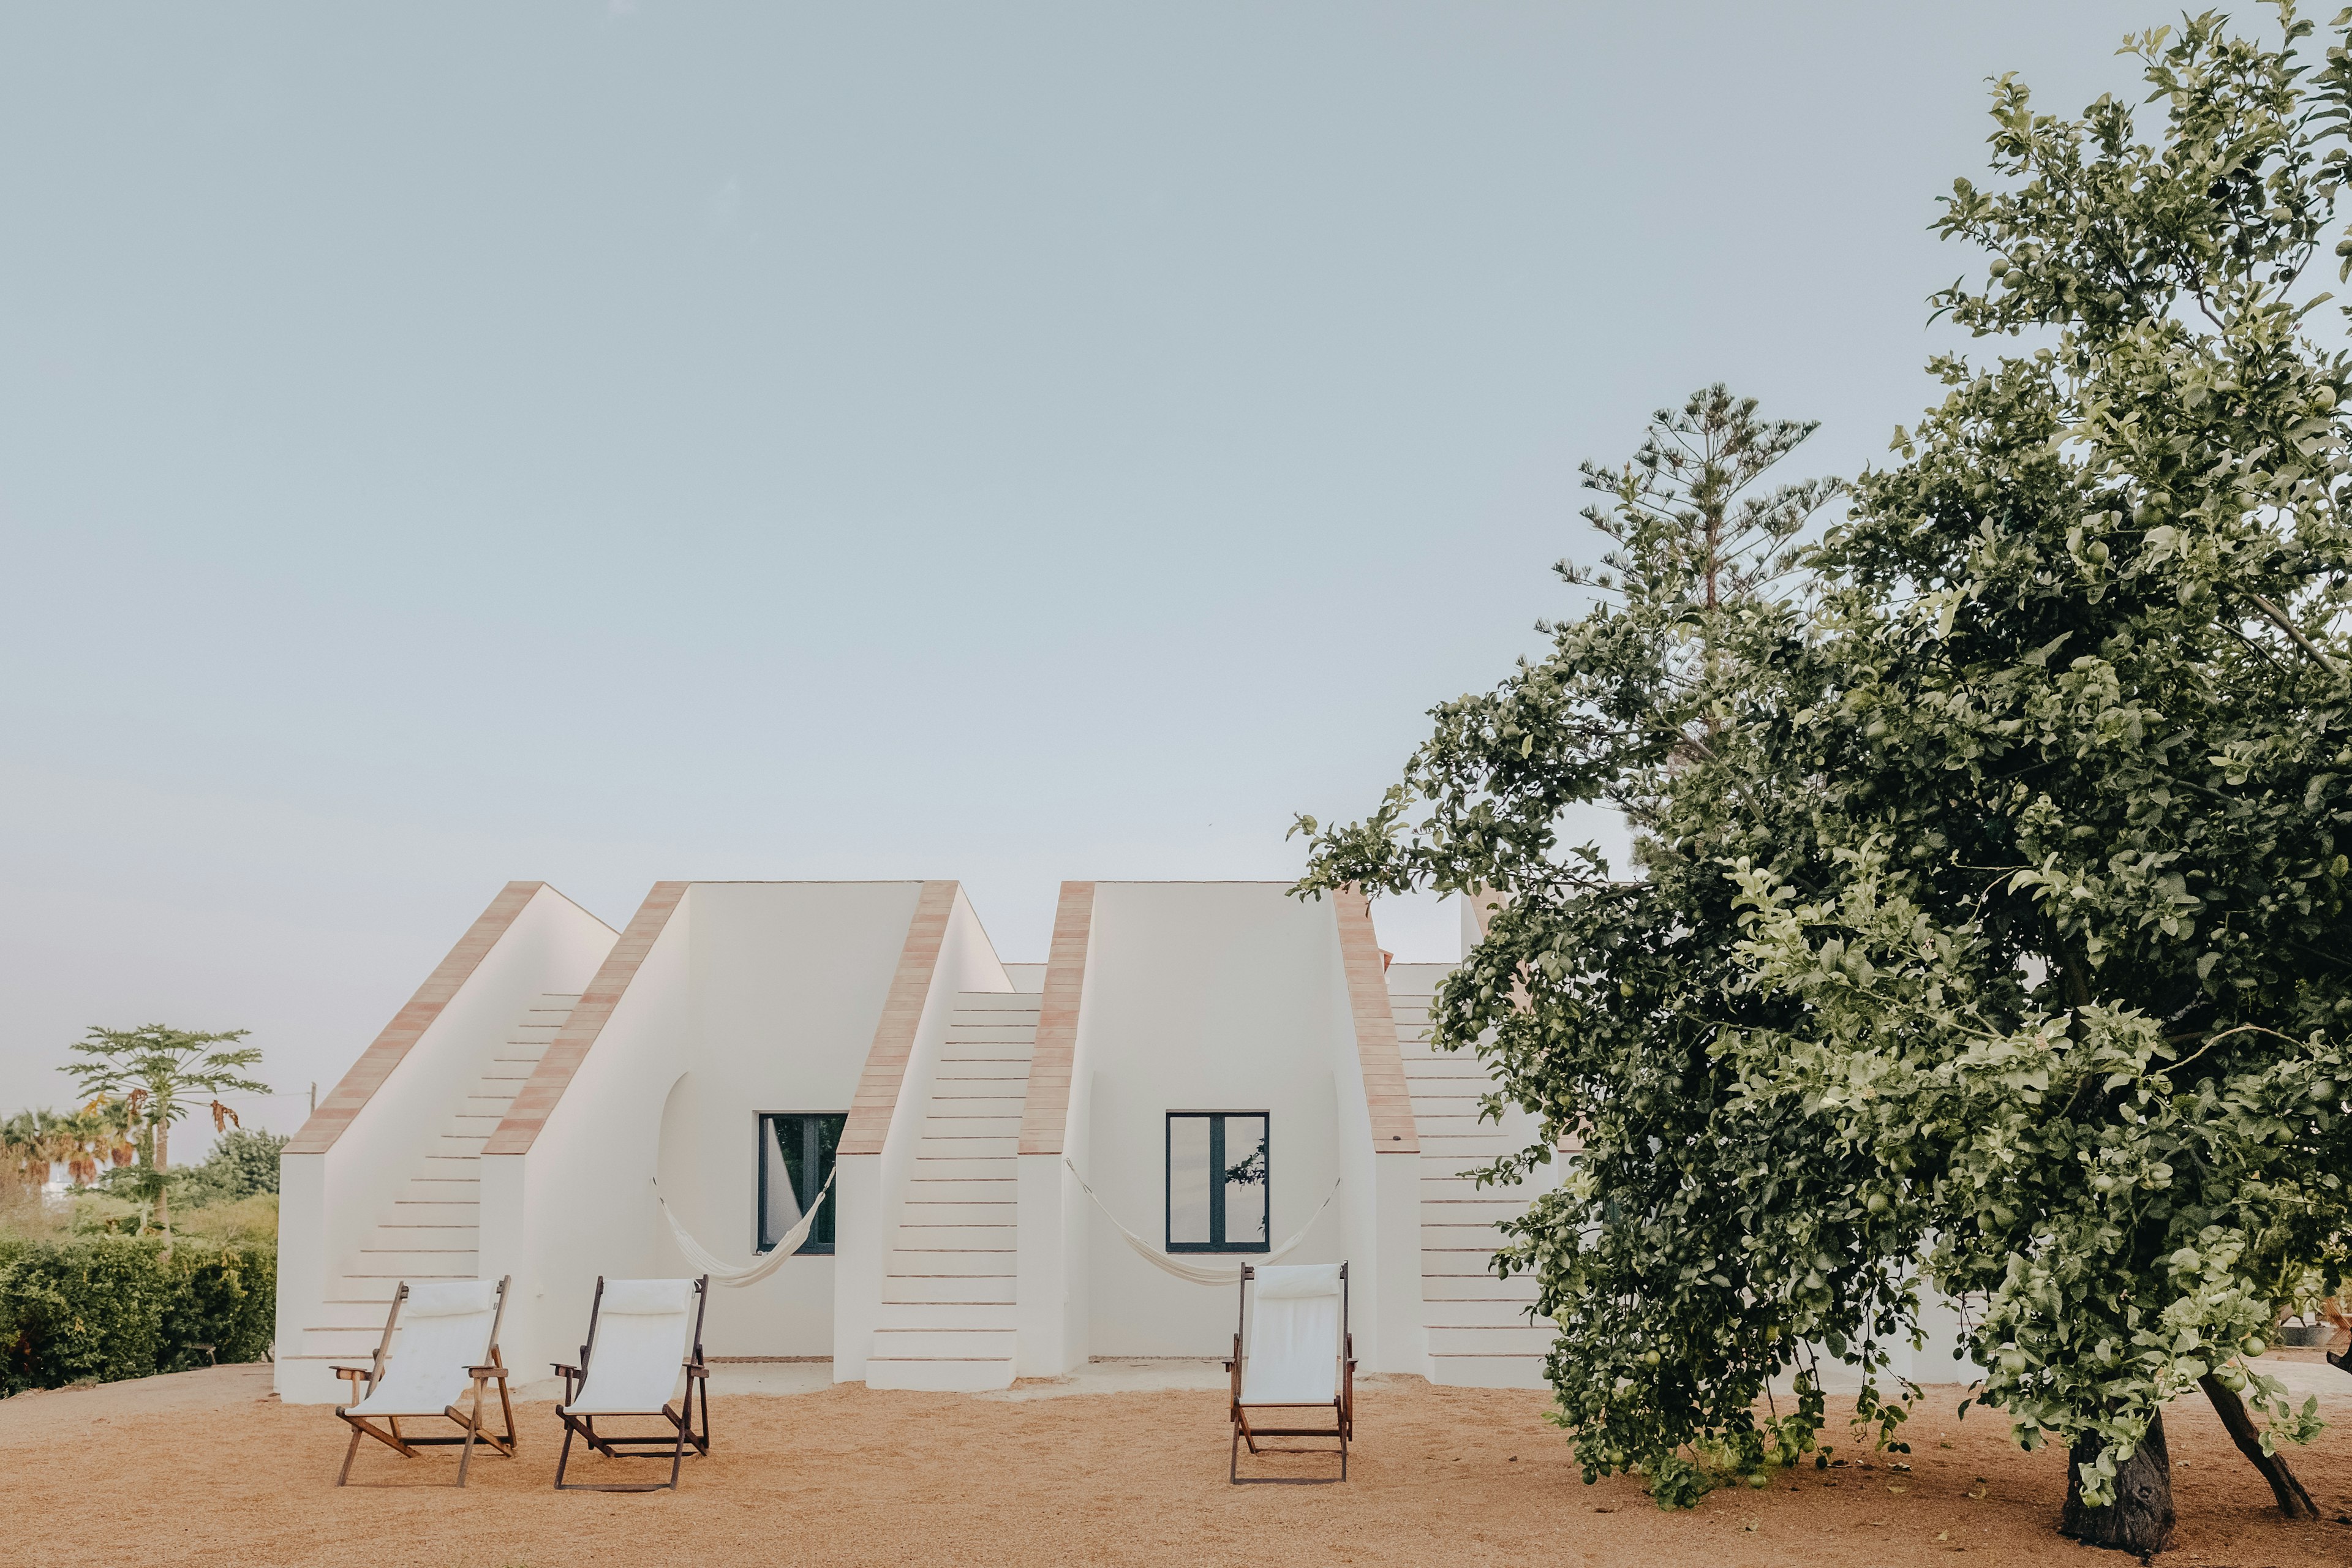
1165 1112 1269 1253
757 1112 845 1254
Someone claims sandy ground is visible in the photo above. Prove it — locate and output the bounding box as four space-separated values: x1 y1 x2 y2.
5 1362 2352 1567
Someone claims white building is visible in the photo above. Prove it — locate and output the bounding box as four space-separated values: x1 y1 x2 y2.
273 878 1563 1403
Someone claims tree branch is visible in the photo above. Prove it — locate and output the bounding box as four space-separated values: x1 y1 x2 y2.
2247 592 2346 677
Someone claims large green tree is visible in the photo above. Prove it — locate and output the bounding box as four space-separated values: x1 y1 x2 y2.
1295 386 1870 1507
1297 6 2352 1553
1722 6 2352 1548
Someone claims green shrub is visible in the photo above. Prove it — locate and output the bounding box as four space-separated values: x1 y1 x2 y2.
181 1129 288 1204
0 1234 276 1395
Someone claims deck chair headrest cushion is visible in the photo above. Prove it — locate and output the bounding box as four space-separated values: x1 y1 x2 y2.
401 1278 500 1318
600 1278 696 1316
1253 1263 1342 1300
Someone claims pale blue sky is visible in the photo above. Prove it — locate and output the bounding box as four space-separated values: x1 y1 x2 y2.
1 1 2156 1128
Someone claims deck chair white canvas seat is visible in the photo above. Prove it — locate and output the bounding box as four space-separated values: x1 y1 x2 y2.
333 1276 516 1487
1226 1262 1354 1483
552 1275 712 1492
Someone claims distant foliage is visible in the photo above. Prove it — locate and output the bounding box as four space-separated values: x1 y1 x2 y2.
186 1129 288 1203
0 1235 275 1394
62 1023 268 1235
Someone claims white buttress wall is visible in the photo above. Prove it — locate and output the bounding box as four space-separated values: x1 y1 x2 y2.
1014 886 1099 1378
481 895 696 1378
275 885 614 1401
1321 929 1401 1372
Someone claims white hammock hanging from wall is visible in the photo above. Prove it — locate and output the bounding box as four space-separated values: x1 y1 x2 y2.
1063 1157 1338 1287
654 1166 836 1289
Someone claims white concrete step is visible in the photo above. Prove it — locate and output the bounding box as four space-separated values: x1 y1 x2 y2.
900 1200 1016 1226
870 1327 1019 1359
865 1355 1014 1392
330 1276 461 1303
1429 1354 1548 1389
1428 1298 1555 1329
903 1177 1017 1202
1423 1222 1522 1249
875 1302 1017 1330
951 992 1044 1009
364 1224 478 1251
891 1226 1016 1251
913 1156 1017 1181
882 1275 1019 1304
1401 1060 1491 1079
399 1185 482 1213
887 1248 1016 1276
1420 1272 1544 1297
1420 1196 1523 1221
1430 1324 1556 1355
355 1250 481 1275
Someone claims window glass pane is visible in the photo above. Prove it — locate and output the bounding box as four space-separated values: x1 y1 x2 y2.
760 1113 846 1253
1222 1115 1268 1246
761 1117 804 1245
809 1114 843 1250
1168 1115 1212 1245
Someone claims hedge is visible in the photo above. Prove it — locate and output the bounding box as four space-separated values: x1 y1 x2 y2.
0 1235 276 1395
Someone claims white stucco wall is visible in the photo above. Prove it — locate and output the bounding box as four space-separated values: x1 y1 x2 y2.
673 881 931 1358
1080 883 1355 1357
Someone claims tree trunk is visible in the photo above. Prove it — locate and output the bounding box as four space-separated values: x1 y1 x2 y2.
2199 1373 2317 1518
152 1118 169 1237
2060 1409 2176 1555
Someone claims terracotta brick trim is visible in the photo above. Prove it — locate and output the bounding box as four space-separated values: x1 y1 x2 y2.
1017 881 1095 1156
1335 889 1420 1155
485 881 690 1157
839 881 960 1157
1468 884 1503 942
287 881 564 1156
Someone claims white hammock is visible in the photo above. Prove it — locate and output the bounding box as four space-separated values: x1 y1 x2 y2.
1063 1157 1338 1286
655 1167 835 1289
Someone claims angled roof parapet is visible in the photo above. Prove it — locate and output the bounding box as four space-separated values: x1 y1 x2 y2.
1335 887 1419 1153
287 881 606 1156
1017 881 1095 1156
840 880 962 1156
486 881 690 1156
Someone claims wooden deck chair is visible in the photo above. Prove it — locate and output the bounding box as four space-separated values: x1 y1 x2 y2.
1226 1261 1354 1483
333 1276 516 1487
552 1275 712 1492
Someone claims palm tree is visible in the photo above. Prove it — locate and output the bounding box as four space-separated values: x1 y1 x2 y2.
59 1099 136 1187
1 1109 51 1191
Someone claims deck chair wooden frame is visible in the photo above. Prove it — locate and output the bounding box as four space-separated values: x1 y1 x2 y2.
333 1276 516 1488
1226 1261 1354 1484
552 1275 712 1493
